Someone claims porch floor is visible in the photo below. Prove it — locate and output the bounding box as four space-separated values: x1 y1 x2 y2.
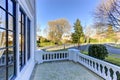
30 61 103 80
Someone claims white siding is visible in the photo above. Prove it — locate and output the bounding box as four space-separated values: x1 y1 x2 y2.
15 0 36 80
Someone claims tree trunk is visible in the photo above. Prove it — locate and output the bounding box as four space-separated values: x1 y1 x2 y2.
78 42 80 49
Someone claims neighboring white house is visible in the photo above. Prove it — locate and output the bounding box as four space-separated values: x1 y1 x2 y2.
0 0 36 80
62 33 72 41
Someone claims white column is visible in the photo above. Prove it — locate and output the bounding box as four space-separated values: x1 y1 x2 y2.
15 0 20 76
33 0 36 62
25 15 27 62
35 50 43 64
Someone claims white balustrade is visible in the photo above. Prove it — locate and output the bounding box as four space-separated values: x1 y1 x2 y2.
69 49 120 80
0 54 14 66
35 49 120 80
42 51 69 62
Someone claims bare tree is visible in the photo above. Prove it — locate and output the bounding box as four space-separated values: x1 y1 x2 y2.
94 0 120 31
47 18 71 43
84 25 95 43
36 24 41 36
93 22 107 34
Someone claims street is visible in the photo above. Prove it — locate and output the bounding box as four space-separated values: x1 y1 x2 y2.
77 44 120 55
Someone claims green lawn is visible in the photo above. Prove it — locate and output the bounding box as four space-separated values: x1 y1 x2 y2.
105 55 120 66
39 42 55 47
80 51 88 55
48 49 68 52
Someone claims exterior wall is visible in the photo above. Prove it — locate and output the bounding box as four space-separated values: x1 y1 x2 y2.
15 0 36 80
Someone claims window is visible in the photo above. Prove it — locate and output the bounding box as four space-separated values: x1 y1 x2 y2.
0 0 16 80
27 18 31 60
19 8 26 70
19 8 31 70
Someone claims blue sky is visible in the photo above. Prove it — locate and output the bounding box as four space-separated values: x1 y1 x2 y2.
36 0 100 36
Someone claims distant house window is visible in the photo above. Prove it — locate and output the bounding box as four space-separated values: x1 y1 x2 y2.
0 0 16 80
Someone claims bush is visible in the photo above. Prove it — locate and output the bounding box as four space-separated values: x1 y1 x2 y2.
88 44 108 60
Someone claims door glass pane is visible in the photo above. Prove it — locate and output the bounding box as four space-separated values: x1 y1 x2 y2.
22 24 24 34
0 49 6 80
18 11 21 34
0 9 6 29
22 14 24 24
8 15 13 31
18 10 21 23
8 31 13 47
8 0 13 15
19 34 24 54
0 0 6 9
21 34 25 65
19 34 22 68
27 18 30 60
0 29 6 48
8 47 14 79
19 34 25 69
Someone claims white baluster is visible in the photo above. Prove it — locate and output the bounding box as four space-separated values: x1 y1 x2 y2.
113 70 117 80
53 54 55 60
61 53 63 59
59 53 60 59
106 67 112 80
47 54 48 60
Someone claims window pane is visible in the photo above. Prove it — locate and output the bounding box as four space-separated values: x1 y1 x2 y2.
27 18 30 60
8 31 13 47
19 11 21 34
19 22 21 34
0 0 6 9
8 47 14 78
19 9 26 70
0 9 6 29
21 35 24 53
8 0 13 15
8 15 13 31
18 10 21 23
22 14 25 24
19 35 25 53
0 29 6 48
0 49 6 80
19 34 21 68
22 24 24 34
19 34 25 69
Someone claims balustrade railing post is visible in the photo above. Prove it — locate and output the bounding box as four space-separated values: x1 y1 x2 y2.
113 70 117 80
35 50 44 64
106 68 112 80
102 66 107 79
97 64 101 76
94 62 97 73
68 49 73 61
